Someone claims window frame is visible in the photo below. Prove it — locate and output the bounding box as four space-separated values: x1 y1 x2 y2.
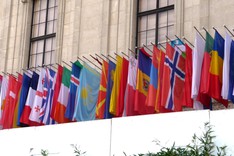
28 0 57 68
136 0 174 49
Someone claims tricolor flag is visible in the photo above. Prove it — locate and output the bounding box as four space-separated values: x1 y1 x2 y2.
191 32 206 110
29 69 47 123
125 55 138 116
222 32 232 100
208 30 228 107
17 72 32 126
53 66 71 123
134 48 152 114
20 72 40 126
40 69 56 125
51 65 63 120
109 56 123 116
183 44 193 108
104 60 116 119
116 57 129 117
96 60 109 119
0 76 9 123
73 63 100 121
161 43 185 111
146 46 160 110
65 61 83 120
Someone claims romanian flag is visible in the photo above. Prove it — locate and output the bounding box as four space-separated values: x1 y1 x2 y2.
208 30 228 107
104 60 116 119
134 48 152 114
146 46 159 110
116 57 129 117
54 66 71 123
109 56 123 116
96 60 109 119
183 44 193 108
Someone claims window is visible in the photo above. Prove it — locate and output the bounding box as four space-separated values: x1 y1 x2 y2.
29 0 58 67
136 0 175 50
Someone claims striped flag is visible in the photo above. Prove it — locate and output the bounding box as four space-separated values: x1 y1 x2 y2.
53 66 71 123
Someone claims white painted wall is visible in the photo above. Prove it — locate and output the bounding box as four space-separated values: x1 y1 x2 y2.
0 110 233 156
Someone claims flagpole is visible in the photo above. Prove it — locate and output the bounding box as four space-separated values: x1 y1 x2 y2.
95 53 105 61
82 56 102 70
108 54 117 61
121 52 129 58
156 42 166 50
62 60 72 68
193 26 206 40
182 36 194 47
2 71 9 75
175 35 185 44
22 68 33 75
90 54 103 65
224 25 234 37
128 48 136 55
143 44 153 53
165 35 184 53
97 53 109 61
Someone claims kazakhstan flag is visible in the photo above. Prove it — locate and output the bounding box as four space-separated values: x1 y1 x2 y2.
73 62 100 121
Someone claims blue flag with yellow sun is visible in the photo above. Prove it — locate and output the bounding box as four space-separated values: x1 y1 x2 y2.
73 63 100 121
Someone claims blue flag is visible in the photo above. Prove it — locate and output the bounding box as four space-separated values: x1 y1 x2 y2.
17 72 32 126
104 60 116 119
65 61 83 120
73 63 100 121
228 40 234 102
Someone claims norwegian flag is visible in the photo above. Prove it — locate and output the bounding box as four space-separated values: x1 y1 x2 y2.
161 43 186 111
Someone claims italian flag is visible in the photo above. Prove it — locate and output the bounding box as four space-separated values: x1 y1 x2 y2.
53 66 71 123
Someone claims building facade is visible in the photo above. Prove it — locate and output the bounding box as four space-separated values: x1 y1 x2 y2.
1 0 234 73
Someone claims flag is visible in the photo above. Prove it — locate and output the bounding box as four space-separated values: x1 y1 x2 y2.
73 63 100 121
40 69 56 125
0 76 9 123
161 43 185 111
29 69 47 123
20 72 40 126
65 61 83 120
146 46 159 109
191 32 206 110
197 32 214 107
53 66 71 123
125 55 138 116
229 41 234 102
155 48 171 113
183 44 193 108
1 75 18 129
134 48 152 114
51 65 63 119
0 75 2 91
96 60 109 119
116 57 129 117
222 32 232 100
104 60 116 119
109 56 123 116
208 30 228 107
17 72 32 126
12 74 23 128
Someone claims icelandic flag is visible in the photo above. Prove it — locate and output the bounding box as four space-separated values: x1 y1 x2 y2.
65 61 83 120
